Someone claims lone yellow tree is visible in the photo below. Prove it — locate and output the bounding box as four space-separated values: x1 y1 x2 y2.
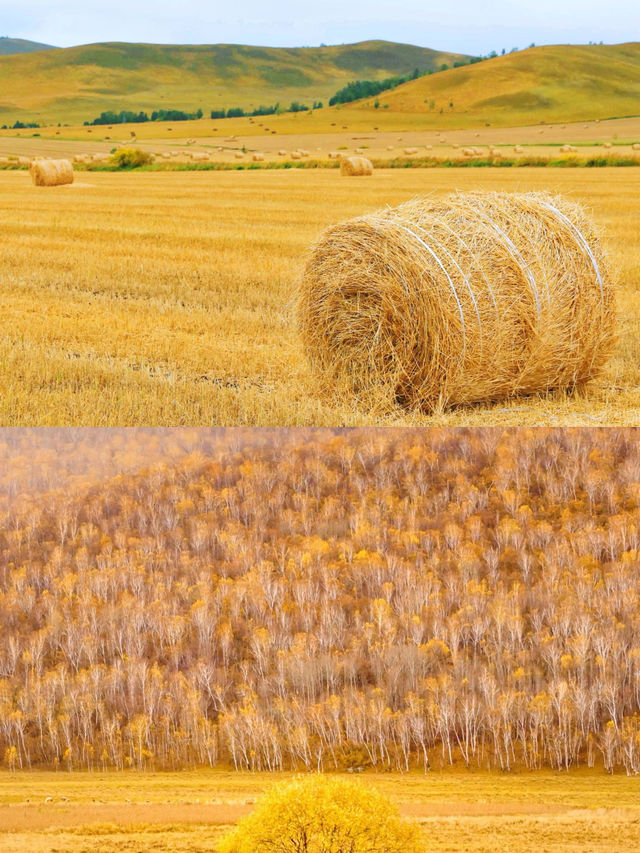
219 774 422 853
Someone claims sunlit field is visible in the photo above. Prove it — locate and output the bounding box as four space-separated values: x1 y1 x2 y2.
1 769 640 853
1 166 639 426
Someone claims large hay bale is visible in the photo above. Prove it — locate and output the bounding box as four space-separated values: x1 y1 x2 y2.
252 153 265 161
298 191 615 411
514 145 525 153
632 143 640 151
340 156 373 176
29 159 73 186
290 151 302 160
404 147 419 155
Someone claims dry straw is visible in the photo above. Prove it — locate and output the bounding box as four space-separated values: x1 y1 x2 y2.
29 159 74 186
340 156 373 176
298 191 616 412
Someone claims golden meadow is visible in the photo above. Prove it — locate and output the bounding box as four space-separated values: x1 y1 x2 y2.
1 165 639 425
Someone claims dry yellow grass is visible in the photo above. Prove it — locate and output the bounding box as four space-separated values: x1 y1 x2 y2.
1 769 640 853
0 167 639 426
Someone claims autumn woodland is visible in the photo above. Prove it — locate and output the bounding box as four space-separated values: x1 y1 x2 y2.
0 427 639 779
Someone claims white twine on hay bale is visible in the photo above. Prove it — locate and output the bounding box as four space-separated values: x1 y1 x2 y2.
340 156 373 176
298 191 616 412
29 159 74 187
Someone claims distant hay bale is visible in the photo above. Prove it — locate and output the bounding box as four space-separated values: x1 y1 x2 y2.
633 143 640 151
514 145 525 153
252 153 265 161
18 156 31 166
560 144 577 153
291 151 302 160
298 149 310 157
603 142 612 149
340 156 373 176
386 145 394 151
234 152 244 159
29 159 73 187
328 151 341 159
186 138 196 145
403 147 419 155
278 149 288 156
298 191 615 411
192 152 209 161
461 148 475 157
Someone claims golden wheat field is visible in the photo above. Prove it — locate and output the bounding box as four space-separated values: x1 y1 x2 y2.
1 769 640 853
1 166 639 426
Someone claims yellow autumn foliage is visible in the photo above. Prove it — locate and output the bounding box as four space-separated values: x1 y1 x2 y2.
218 774 423 853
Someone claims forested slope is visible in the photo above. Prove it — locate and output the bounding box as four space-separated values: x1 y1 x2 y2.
1 428 640 773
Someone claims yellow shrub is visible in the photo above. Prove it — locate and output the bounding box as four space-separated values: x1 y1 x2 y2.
218 774 422 853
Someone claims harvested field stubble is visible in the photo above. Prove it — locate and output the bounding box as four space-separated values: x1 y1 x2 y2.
0 167 638 426
299 192 616 411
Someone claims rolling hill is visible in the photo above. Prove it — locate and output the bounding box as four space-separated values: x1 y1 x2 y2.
0 39 467 125
0 36 58 55
368 42 640 127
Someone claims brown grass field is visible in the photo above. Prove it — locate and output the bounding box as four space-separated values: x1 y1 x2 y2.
1 164 639 426
1 769 640 852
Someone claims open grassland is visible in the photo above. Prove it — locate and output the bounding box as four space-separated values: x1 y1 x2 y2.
1 770 640 852
0 42 636 131
3 112 640 151
374 43 640 126
1 167 639 426
0 40 465 127
1 118 638 178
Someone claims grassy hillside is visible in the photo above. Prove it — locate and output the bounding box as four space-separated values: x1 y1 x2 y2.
0 36 57 55
0 40 466 125
368 43 640 127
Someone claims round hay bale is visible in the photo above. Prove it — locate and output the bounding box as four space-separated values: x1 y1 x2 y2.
514 145 525 154
298 149 310 157
298 191 615 411
328 151 341 159
278 149 288 156
603 142 612 149
252 153 264 161
18 156 31 166
386 145 394 151
404 147 419 155
632 143 640 151
234 152 244 159
340 156 373 176
290 151 302 160
29 159 73 186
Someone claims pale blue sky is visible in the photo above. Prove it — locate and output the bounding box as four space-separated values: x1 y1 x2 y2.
1 0 638 54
